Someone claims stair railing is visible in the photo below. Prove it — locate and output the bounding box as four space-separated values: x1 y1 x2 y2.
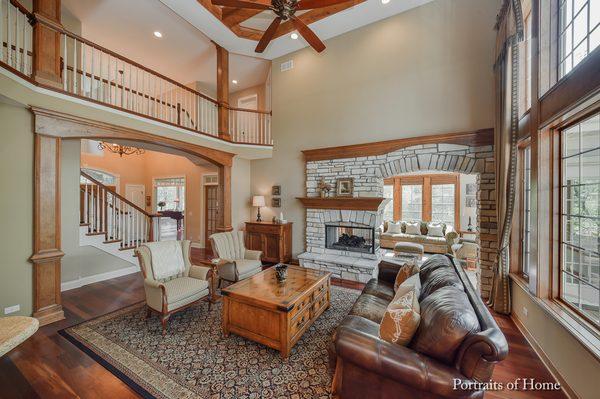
80 170 159 250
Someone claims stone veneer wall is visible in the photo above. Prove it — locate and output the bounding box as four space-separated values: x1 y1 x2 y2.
304 143 497 299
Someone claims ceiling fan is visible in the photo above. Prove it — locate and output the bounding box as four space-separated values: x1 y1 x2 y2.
211 0 353 53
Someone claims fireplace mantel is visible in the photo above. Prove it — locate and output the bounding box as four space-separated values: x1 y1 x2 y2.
296 197 386 211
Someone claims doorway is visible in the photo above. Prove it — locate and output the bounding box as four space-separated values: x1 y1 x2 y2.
125 184 146 209
204 185 218 249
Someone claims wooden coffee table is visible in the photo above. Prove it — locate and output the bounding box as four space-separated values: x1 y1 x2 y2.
221 265 331 358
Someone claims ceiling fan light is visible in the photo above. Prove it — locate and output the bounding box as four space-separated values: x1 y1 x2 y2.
290 32 299 40
381 0 390 4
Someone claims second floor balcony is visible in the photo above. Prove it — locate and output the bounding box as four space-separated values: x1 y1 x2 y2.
0 0 272 147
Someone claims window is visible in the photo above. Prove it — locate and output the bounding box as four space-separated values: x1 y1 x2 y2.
520 145 532 278
558 0 600 78
401 185 423 221
560 112 600 327
154 177 185 211
384 174 460 230
383 183 394 221
519 7 533 115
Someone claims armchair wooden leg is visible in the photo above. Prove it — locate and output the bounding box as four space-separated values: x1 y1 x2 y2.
160 315 169 335
144 305 152 320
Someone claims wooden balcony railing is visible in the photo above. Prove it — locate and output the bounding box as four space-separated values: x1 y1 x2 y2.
0 0 273 146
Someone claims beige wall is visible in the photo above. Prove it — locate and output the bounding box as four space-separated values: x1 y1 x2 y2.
81 146 217 244
0 103 33 316
231 157 252 231
251 0 499 256
230 83 268 111
512 282 600 399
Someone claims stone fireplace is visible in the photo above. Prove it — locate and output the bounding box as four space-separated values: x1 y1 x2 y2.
325 223 376 255
298 139 496 296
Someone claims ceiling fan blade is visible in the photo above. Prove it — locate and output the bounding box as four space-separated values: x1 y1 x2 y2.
211 0 271 10
296 0 352 10
255 17 282 53
290 16 325 53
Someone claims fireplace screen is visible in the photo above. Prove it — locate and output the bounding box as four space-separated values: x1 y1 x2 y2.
325 223 375 254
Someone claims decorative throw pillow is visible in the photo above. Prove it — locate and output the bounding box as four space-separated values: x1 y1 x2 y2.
427 223 444 237
379 285 421 346
394 261 420 291
405 221 421 235
387 221 402 234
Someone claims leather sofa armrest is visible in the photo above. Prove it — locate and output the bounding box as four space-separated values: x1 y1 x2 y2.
377 259 405 283
455 328 509 381
244 250 262 261
335 327 482 398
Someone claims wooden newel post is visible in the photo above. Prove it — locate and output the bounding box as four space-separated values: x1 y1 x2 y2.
32 0 63 88
216 44 231 141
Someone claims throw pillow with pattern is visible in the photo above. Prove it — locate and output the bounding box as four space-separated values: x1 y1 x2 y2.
379 286 421 346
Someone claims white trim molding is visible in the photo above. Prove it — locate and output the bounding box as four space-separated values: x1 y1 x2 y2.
61 266 139 292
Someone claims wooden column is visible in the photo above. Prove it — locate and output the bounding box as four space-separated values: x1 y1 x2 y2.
32 0 63 88
216 44 231 141
217 165 233 232
30 134 65 326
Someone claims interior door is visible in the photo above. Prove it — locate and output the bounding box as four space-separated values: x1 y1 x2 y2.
204 185 218 249
125 184 145 209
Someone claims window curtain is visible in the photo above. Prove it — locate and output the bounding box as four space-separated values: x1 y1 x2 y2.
489 0 524 314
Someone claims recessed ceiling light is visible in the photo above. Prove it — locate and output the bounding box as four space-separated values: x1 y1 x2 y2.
153 31 163 38
232 80 238 84
290 32 299 40
381 0 390 4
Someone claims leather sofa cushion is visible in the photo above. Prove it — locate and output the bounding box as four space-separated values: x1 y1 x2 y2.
420 267 464 300
362 279 395 302
411 286 480 364
420 254 453 280
349 294 389 324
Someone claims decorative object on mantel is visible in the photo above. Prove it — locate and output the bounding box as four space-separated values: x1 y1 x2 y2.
274 264 288 283
296 197 386 211
272 197 281 208
317 178 332 198
98 141 145 157
272 185 281 196
336 177 354 197
252 196 266 222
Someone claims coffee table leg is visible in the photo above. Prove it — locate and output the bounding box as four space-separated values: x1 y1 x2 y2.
222 296 230 337
279 312 289 358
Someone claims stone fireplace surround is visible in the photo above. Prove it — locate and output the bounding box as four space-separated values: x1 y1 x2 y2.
298 142 496 297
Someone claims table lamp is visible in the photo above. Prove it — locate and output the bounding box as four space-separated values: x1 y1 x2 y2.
252 195 265 222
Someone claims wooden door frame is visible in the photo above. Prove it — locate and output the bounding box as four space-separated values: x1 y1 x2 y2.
204 184 218 249
29 107 234 325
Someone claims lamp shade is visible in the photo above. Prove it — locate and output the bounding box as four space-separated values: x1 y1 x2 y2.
252 195 266 207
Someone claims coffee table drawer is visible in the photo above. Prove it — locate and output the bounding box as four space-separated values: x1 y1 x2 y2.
290 306 310 338
312 280 328 301
290 292 311 319
311 291 328 317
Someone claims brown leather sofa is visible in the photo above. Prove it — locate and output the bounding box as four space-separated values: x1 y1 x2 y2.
330 255 508 398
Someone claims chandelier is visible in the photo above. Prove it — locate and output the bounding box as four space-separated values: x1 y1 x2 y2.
98 142 145 157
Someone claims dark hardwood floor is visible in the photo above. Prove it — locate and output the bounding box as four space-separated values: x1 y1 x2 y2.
0 272 567 399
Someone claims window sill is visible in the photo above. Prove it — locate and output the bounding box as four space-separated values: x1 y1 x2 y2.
509 274 600 361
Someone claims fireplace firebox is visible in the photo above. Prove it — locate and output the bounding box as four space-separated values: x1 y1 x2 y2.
325 222 376 254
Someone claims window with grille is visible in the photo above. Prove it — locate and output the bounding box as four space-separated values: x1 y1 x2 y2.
401 185 423 221
431 184 456 228
521 145 532 278
560 112 599 327
558 0 600 78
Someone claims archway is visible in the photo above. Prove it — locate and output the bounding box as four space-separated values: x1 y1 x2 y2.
29 107 234 325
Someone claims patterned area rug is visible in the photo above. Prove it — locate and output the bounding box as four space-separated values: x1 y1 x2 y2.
60 286 359 399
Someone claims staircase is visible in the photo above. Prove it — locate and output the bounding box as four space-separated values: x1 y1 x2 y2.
79 170 158 265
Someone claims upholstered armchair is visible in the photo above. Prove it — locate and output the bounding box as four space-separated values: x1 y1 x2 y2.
209 231 262 286
451 238 479 266
135 240 213 333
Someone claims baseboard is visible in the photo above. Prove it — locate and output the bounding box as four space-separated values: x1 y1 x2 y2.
510 314 578 399
61 266 140 292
